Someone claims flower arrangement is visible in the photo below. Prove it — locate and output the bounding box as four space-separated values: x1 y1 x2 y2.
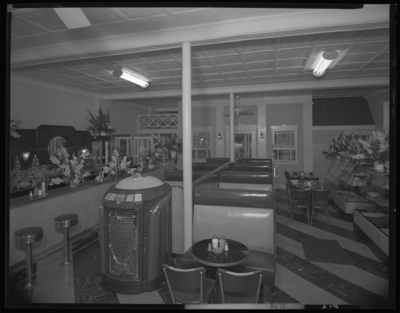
355 130 389 164
86 107 115 135
152 133 182 157
48 145 90 186
10 119 21 138
136 147 162 167
102 149 135 176
323 130 389 167
323 132 363 161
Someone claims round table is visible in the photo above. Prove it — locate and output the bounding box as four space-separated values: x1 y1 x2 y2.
192 239 249 278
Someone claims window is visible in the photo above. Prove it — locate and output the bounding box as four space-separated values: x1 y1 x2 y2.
271 125 298 164
192 128 212 162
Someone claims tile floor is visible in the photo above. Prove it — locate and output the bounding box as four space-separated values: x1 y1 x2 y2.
6 190 392 308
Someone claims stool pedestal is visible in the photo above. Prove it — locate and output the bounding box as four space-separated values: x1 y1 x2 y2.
14 227 44 290
55 214 78 268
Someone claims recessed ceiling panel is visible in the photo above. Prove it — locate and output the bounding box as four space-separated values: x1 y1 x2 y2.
192 58 212 68
351 43 388 54
278 59 304 68
205 43 238 56
342 54 374 63
318 31 359 44
192 67 220 75
245 52 275 63
279 48 309 60
250 70 274 77
247 62 274 71
155 61 181 70
17 9 66 31
219 65 246 73
11 18 46 37
211 55 242 66
240 38 275 53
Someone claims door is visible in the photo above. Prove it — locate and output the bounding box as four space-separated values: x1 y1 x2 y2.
225 125 257 159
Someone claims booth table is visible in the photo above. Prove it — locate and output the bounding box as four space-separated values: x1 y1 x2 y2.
192 239 249 279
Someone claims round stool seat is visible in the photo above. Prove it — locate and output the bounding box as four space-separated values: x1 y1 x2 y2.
55 214 78 228
14 227 44 245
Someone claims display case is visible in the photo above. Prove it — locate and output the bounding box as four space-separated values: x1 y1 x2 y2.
353 167 389 259
324 159 370 221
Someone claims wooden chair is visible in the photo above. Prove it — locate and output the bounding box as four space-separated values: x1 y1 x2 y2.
310 189 331 226
217 269 263 304
289 188 312 224
163 264 216 304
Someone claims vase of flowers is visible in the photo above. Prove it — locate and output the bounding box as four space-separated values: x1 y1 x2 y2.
322 132 364 162
48 145 90 187
136 147 162 168
86 107 116 136
102 149 135 177
354 130 389 172
152 133 182 159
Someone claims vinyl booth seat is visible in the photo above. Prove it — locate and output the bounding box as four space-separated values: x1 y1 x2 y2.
218 171 273 191
181 188 276 302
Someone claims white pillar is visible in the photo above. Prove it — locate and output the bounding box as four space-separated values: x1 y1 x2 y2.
230 93 235 161
257 105 267 158
182 42 193 252
177 101 183 170
303 100 313 172
215 107 224 157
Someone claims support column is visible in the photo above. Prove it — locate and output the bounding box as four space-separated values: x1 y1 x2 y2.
177 101 183 170
257 105 267 158
303 100 313 172
215 107 224 157
182 42 193 252
230 93 235 161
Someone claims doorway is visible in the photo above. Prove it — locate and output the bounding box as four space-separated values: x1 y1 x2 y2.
225 125 257 159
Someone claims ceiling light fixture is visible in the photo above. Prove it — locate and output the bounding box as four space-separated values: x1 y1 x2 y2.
113 69 149 88
313 51 339 77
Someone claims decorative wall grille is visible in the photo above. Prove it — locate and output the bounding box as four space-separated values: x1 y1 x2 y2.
139 114 178 129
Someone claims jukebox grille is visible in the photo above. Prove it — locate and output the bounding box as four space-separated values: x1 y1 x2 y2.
108 211 140 278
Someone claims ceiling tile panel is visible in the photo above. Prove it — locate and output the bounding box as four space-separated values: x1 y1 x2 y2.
191 58 212 68
211 55 243 66
205 80 228 86
374 53 389 62
250 70 274 77
97 75 121 82
276 75 298 81
279 34 314 48
138 51 174 62
240 38 275 52
57 71 90 78
11 18 46 37
114 8 168 20
277 68 302 75
250 76 274 83
142 71 170 79
351 43 388 54
342 54 374 63
61 61 94 70
354 69 388 77
278 48 309 60
77 68 111 76
81 8 122 24
37 72 71 80
76 76 109 83
17 9 66 31
165 70 182 77
129 63 158 72
334 63 364 71
227 78 250 85
323 71 356 79
245 52 275 63
318 31 359 44
205 43 238 56
247 62 274 71
362 62 389 70
202 74 225 81
192 67 220 75
154 61 181 70
219 65 246 73
278 59 304 68
224 72 247 79
88 58 119 67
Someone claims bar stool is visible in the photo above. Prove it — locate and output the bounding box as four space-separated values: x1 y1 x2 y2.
55 214 78 267
14 227 44 290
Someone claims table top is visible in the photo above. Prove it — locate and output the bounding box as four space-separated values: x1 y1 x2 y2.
294 183 322 190
192 239 249 268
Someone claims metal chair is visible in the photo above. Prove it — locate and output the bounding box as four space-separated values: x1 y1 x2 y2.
163 264 216 304
55 214 78 267
14 227 44 290
289 188 312 224
217 269 263 304
310 189 331 226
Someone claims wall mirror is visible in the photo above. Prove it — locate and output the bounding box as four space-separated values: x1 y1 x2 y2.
48 136 67 156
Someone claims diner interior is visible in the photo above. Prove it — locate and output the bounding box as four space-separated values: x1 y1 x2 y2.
7 4 395 309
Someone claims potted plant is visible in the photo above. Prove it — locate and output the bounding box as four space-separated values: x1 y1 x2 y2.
102 149 135 177
152 133 182 158
86 107 115 136
136 148 162 169
355 130 389 172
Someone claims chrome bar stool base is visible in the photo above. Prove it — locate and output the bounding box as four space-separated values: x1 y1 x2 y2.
55 214 78 268
14 226 44 291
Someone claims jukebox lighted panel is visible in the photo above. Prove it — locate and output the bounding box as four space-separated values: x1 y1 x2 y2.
98 175 172 294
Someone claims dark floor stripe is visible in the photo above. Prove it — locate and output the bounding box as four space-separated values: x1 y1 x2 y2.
276 222 389 279
276 246 389 309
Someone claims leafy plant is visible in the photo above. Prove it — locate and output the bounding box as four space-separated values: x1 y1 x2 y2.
86 108 115 135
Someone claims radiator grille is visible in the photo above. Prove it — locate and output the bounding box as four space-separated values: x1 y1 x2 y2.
108 211 140 278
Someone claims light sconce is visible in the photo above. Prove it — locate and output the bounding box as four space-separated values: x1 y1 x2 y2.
81 148 88 154
22 152 30 162
113 69 149 88
260 133 264 139
313 50 339 77
218 133 222 139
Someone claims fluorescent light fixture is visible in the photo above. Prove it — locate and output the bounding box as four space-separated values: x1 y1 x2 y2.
53 8 91 29
313 51 339 77
113 69 149 88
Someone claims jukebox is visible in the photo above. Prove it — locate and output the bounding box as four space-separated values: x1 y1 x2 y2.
99 174 172 294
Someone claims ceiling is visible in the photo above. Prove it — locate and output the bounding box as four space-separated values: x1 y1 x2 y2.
8 5 391 109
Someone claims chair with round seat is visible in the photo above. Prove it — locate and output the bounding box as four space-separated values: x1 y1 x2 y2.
14 227 44 290
55 214 78 267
